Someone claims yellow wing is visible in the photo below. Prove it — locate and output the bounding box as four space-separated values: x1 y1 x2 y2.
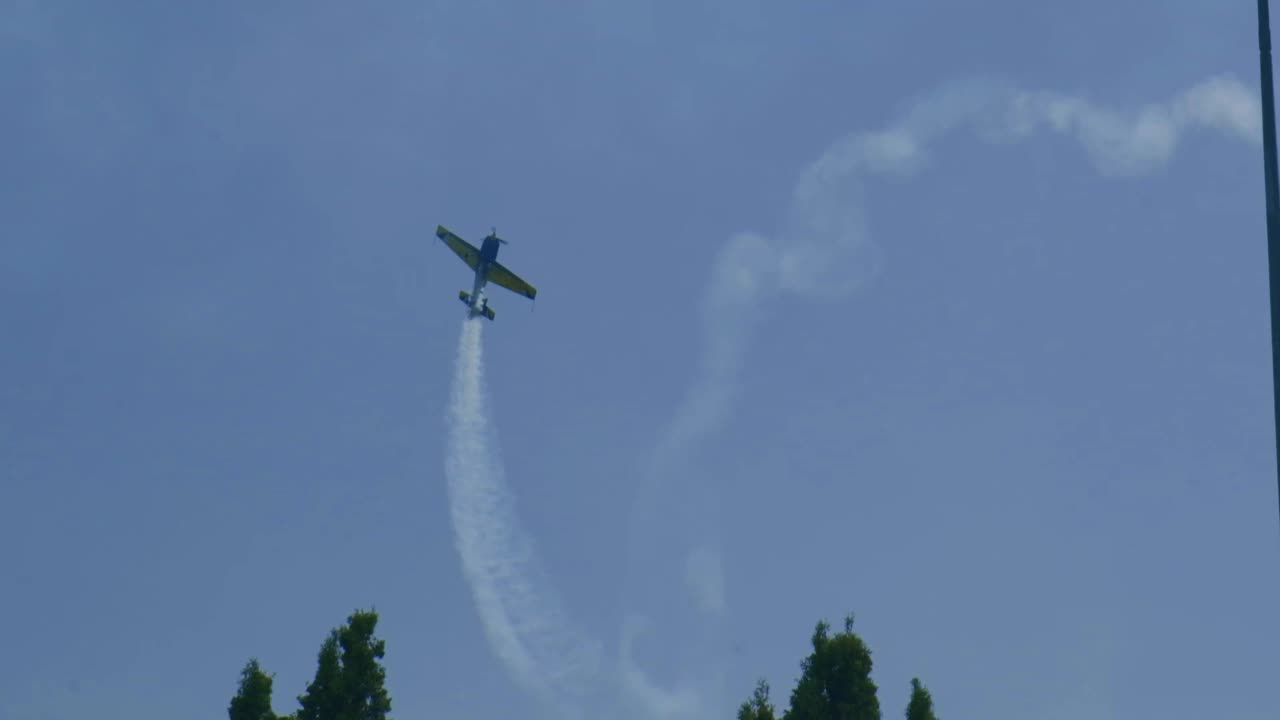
487 260 537 300
436 225 480 270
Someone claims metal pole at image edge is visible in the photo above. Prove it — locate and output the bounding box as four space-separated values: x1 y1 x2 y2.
1257 0 1280 529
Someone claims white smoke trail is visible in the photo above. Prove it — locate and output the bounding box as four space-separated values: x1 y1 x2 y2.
444 316 601 716
620 73 1261 719
434 74 1260 720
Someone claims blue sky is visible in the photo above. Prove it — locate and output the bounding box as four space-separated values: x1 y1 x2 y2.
3 2 1279 719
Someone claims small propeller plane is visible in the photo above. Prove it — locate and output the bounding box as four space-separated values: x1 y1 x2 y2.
435 224 537 320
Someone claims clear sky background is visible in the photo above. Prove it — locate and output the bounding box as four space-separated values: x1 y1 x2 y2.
3 2 1279 719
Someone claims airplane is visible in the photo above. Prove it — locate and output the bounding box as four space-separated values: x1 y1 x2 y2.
435 224 537 321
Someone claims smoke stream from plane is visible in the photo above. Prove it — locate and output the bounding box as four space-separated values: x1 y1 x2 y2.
432 73 1259 720
444 316 601 717
620 73 1261 720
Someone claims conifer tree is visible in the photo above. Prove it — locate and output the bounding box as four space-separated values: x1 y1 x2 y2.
904 678 938 720
229 659 278 720
297 631 344 720
337 609 392 720
738 679 778 720
296 609 392 720
781 614 881 720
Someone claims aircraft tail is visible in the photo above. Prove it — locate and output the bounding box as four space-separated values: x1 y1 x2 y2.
459 291 497 321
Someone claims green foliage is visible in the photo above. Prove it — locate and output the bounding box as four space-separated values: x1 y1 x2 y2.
296 609 392 720
336 609 393 720
738 679 777 720
740 614 886 720
229 659 278 720
738 614 948 720
297 631 344 720
781 614 880 720
904 678 937 720
232 608 392 720
233 607 938 720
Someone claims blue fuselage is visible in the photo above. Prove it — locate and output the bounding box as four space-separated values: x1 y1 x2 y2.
469 234 503 304
479 234 502 263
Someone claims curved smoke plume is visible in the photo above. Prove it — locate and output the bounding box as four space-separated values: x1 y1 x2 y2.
619 73 1260 720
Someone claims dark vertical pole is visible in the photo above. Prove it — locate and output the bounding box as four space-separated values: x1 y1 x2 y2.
1258 0 1280 526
